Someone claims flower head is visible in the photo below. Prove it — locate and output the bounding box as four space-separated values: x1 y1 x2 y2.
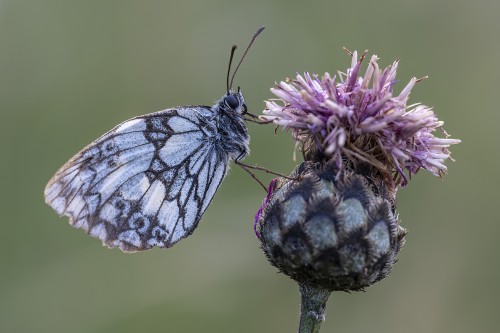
262 50 460 186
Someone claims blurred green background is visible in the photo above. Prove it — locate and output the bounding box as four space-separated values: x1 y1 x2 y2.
1 0 498 332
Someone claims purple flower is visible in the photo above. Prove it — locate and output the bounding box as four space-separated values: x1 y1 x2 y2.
262 50 460 186
254 178 278 239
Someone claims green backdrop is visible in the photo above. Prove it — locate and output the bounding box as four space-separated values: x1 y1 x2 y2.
1 0 498 332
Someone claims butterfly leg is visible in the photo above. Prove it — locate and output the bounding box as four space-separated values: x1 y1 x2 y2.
244 117 274 124
236 162 268 192
243 109 273 124
243 110 260 119
235 160 297 180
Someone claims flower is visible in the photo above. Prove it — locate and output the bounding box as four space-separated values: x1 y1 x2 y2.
254 178 278 239
262 50 460 186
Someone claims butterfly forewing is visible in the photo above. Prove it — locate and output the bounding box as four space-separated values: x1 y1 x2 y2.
44 107 230 252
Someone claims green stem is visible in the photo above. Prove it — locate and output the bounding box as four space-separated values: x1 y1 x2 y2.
298 283 331 333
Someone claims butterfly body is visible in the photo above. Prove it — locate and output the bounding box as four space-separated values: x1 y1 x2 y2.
44 91 249 252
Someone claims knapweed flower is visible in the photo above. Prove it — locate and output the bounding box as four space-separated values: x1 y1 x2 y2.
262 50 460 186
255 51 460 329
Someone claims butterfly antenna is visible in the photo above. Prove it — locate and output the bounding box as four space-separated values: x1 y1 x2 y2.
229 26 265 91
226 45 237 93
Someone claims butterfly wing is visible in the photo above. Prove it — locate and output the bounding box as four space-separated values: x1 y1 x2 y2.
44 107 229 252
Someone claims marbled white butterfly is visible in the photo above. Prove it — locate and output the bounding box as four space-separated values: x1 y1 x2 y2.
44 27 265 252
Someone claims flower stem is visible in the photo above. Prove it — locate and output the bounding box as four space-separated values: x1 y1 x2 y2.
298 282 331 333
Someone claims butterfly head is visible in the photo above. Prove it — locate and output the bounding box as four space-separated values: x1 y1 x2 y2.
221 89 247 115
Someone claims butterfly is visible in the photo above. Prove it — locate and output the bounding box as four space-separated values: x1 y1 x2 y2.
44 27 265 252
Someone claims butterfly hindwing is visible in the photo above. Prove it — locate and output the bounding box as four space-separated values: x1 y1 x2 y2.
44 107 230 252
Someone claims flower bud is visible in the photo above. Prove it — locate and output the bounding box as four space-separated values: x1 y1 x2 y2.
256 161 406 292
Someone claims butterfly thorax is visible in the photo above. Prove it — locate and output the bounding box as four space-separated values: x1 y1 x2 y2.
210 91 250 161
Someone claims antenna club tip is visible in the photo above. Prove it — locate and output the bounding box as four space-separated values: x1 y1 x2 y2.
255 26 266 36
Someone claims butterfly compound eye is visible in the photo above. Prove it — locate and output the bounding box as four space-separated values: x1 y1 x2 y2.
224 94 240 109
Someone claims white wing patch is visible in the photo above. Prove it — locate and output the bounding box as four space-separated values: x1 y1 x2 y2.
142 180 166 215
159 132 204 166
44 107 230 252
